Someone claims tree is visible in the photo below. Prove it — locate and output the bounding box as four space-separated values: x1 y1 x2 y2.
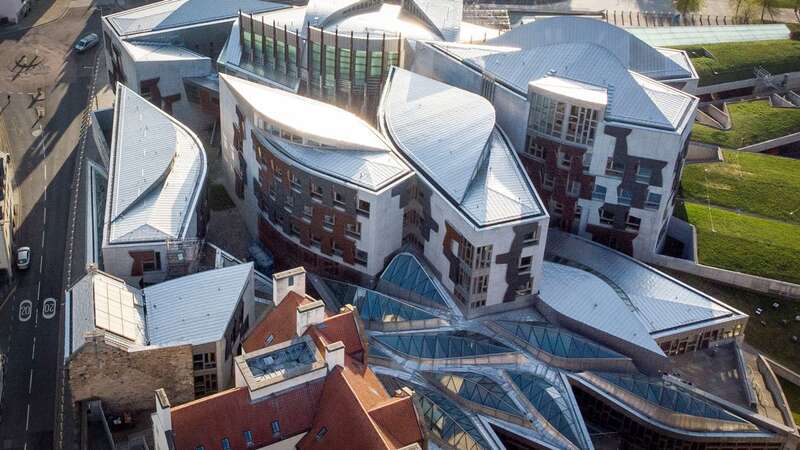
675 0 705 15
753 0 779 21
730 0 750 17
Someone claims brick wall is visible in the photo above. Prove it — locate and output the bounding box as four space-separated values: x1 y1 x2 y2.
68 334 195 414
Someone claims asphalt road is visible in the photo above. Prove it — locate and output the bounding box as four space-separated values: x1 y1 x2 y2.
0 6 101 450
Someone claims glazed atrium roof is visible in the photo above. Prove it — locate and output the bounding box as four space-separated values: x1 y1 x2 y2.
308 240 779 450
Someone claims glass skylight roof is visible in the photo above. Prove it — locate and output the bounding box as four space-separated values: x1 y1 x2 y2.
322 278 438 324
380 253 448 307
509 371 582 447
374 331 512 360
379 375 490 450
433 372 523 417
596 372 747 423
627 24 789 47
246 341 316 379
497 321 623 359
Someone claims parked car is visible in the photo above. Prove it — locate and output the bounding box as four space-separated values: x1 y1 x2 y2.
74 33 99 53
16 247 30 270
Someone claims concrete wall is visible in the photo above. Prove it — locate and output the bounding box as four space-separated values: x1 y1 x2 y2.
101 241 168 286
644 252 800 300
0 0 25 24
665 216 697 261
694 69 800 97
68 334 195 413
91 108 114 169
686 141 722 163
738 131 800 153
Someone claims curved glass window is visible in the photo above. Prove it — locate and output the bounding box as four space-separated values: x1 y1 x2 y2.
497 321 622 359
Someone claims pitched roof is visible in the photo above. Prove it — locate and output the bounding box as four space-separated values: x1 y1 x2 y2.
171 383 324 450
297 358 422 450
143 263 253 346
242 291 317 353
380 68 544 227
310 311 365 359
106 83 206 244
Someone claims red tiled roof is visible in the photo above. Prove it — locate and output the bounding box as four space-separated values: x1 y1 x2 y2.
242 291 321 353
309 311 365 362
170 382 324 450
297 358 423 450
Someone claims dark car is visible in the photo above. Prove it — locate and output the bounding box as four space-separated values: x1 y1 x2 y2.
74 33 99 53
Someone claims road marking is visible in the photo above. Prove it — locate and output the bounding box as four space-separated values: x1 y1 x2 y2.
31 336 36 360
41 228 45 248
28 369 33 394
39 255 43 274
36 282 40 301
42 298 56 319
25 403 30 430
42 206 46 225
18 299 32 322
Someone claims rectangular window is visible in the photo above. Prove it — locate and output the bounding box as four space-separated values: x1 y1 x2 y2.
323 214 335 229
528 94 565 138
243 431 254 446
192 352 216 371
310 234 321 248
355 249 368 266
474 245 492 269
289 171 302 191
285 194 294 211
543 173 554 190
618 189 633 206
516 280 533 296
193 373 217 397
552 201 564 215
333 191 345 207
142 252 162 272
565 104 598 146
527 140 545 160
271 420 281 436
582 152 593 169
310 182 323 200
315 427 328 441
599 208 614 225
636 165 653 184
592 184 607 201
332 241 344 257
605 158 625 177
518 255 533 274
645 192 662 210
567 179 581 197
471 275 489 294
289 222 301 238
523 225 540 245
357 199 370 216
626 214 641 231
470 299 486 309
558 152 571 169
303 205 313 221
345 221 362 238
221 438 231 450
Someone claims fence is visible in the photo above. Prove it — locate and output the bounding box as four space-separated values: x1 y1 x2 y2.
606 11 748 27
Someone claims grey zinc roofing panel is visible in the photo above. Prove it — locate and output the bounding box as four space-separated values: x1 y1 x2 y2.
382 68 543 226
539 262 663 355
407 0 463 41
457 42 692 130
382 67 494 202
106 0 288 36
460 129 543 225
254 130 410 192
546 231 737 335
487 16 692 81
109 84 205 243
144 263 253 346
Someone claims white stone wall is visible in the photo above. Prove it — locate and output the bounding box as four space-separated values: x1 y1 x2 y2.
0 0 24 24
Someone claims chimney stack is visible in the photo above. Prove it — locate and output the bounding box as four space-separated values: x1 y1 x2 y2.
324 341 345 370
296 299 325 336
272 267 306 306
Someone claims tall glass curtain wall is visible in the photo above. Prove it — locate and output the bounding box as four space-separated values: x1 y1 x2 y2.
240 14 401 117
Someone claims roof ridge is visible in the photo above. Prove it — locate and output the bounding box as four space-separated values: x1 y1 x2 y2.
332 362 393 449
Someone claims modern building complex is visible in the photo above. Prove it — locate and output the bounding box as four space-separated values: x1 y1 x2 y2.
101 0 290 130
65 263 255 412
220 69 548 316
218 0 497 118
151 268 424 450
408 17 700 258
102 83 208 285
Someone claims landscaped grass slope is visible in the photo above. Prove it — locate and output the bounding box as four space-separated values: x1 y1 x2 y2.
679 39 800 86
691 100 800 148
678 201 800 284
681 151 800 224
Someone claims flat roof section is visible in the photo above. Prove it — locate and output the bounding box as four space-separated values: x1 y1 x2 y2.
106 0 288 37
628 24 790 47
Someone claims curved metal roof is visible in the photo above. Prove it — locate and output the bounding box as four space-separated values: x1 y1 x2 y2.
380 68 544 226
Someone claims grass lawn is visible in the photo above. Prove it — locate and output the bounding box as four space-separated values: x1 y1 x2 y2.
691 100 800 148
681 151 800 224
676 201 800 284
778 378 800 426
678 39 800 86
661 269 800 374
208 183 235 211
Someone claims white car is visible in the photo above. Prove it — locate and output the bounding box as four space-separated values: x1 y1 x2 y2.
16 247 31 270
